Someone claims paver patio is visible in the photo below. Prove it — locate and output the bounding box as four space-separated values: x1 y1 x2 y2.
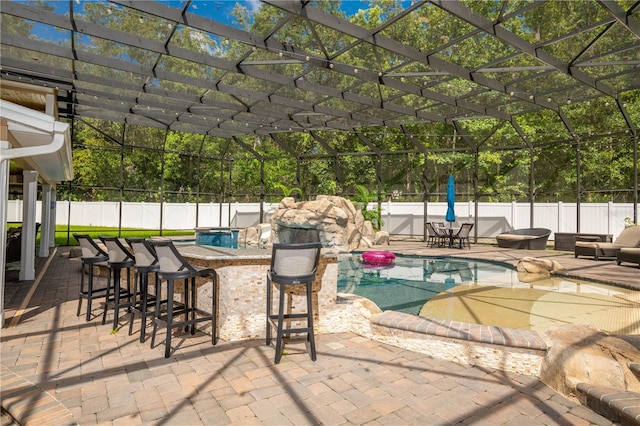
2 241 638 425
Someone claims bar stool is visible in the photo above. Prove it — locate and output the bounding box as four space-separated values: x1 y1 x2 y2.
125 238 160 343
149 240 217 358
74 234 108 321
99 236 135 331
266 242 322 364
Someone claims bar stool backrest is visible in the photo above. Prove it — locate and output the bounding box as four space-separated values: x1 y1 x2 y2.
270 242 322 284
99 236 134 263
149 240 192 273
73 234 108 259
125 238 157 267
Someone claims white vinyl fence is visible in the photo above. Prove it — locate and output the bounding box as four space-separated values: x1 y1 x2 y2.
6 200 636 240
383 201 634 240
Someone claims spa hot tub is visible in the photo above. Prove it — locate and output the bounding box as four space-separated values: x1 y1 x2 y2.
195 227 239 248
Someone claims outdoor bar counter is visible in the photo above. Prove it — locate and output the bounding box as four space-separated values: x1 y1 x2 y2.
177 245 339 342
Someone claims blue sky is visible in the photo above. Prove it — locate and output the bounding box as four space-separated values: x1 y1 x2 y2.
26 0 406 43
185 0 376 26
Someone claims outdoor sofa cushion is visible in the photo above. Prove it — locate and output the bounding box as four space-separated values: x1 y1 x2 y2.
575 225 640 260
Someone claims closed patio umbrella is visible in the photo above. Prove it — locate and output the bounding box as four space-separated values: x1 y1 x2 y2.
445 175 456 228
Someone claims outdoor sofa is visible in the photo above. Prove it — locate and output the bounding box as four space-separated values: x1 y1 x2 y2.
616 247 640 267
574 225 640 260
5 223 40 264
495 228 551 250
5 227 21 263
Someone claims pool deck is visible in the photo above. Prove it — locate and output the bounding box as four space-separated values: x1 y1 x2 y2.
378 239 640 290
2 242 638 425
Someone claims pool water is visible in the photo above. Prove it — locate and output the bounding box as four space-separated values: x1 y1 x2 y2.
337 254 640 334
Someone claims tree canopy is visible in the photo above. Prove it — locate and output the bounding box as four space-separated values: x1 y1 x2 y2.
1 0 637 205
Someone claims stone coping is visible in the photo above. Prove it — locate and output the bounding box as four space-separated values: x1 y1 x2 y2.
177 245 271 260
576 383 640 425
553 269 640 291
371 310 548 351
177 244 339 261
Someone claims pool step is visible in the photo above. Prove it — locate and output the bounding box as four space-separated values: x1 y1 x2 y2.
371 310 548 350
575 383 640 426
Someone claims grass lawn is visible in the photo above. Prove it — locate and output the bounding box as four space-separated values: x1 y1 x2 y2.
7 223 194 246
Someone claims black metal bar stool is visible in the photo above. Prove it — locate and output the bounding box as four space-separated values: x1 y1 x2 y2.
125 238 160 343
266 242 322 364
99 236 135 331
149 240 217 358
73 234 109 321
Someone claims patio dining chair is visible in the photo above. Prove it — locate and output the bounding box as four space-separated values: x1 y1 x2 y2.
266 242 322 364
424 223 445 247
148 240 217 358
73 234 108 321
99 236 135 331
451 223 474 249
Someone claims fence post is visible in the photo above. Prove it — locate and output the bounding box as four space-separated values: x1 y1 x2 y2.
558 201 563 232
386 199 391 233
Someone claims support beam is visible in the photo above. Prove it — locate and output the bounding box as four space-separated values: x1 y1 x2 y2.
259 161 265 222
0 134 10 327
474 148 479 243
576 138 582 233
555 110 582 232
49 189 57 248
38 184 51 257
634 133 639 224
597 0 640 38
20 170 38 281
529 149 535 228
423 151 429 242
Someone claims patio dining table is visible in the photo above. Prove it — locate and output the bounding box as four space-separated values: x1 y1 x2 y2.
437 225 461 248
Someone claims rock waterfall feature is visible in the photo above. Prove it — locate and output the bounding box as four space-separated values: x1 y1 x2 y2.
270 196 377 251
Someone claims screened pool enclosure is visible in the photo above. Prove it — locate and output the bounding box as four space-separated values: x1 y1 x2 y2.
1 0 638 235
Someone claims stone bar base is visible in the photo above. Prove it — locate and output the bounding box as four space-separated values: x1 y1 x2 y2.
179 246 340 341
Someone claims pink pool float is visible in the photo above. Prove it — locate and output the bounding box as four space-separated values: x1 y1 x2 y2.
361 251 396 268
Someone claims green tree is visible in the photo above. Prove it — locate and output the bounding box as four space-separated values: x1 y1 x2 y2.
353 184 383 231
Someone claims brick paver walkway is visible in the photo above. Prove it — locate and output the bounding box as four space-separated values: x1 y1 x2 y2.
2 243 632 425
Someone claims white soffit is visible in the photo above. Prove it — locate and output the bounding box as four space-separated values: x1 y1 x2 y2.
0 97 73 185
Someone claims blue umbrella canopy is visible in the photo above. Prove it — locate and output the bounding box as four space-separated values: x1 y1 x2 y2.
445 175 456 224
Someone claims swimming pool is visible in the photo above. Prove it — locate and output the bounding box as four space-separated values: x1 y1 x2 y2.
337 254 640 334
